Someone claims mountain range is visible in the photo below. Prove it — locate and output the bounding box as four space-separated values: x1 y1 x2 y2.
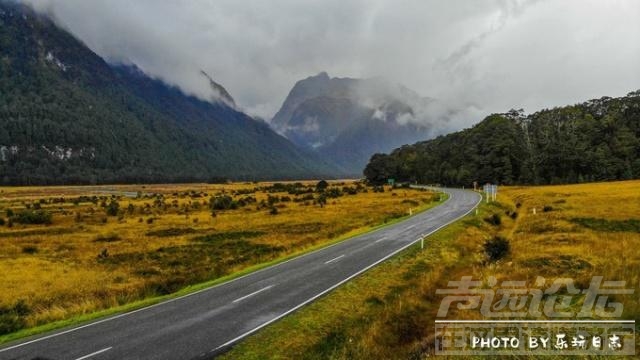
271 72 436 174
0 2 341 185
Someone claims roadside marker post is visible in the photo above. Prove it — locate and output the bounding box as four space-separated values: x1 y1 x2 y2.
420 235 425 250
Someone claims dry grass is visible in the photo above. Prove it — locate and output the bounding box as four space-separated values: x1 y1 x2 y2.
0 181 438 335
222 180 640 359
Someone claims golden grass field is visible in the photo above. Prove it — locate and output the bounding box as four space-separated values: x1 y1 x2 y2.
222 180 640 359
0 181 439 338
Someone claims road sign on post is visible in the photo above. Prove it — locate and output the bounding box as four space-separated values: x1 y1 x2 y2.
387 178 395 186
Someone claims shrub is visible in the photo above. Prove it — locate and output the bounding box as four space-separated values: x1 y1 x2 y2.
484 236 510 261
11 210 52 225
21 246 38 254
97 249 109 259
543 205 553 212
94 233 121 242
316 180 329 192
484 213 502 226
210 195 237 210
0 218 4 226
105 200 120 216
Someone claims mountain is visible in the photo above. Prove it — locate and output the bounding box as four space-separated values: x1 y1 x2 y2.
271 72 437 175
0 2 341 185
364 91 640 186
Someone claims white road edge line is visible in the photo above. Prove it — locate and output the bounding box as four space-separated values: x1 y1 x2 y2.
0 188 459 354
214 188 481 351
324 254 345 264
74 347 112 360
232 285 274 303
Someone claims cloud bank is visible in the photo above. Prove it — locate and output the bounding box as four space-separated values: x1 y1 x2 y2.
20 0 640 129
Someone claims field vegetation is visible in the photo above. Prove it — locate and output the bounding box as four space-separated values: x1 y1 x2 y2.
223 180 640 359
0 180 439 339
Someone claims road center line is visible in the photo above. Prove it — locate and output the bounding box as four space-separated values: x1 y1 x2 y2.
232 285 274 303
406 224 416 230
324 254 345 264
74 347 112 360
375 237 387 243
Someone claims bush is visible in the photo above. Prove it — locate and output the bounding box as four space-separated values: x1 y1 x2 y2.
316 180 329 192
11 210 52 225
105 200 120 216
484 236 510 261
484 213 502 226
21 246 38 254
210 195 237 210
543 205 553 212
0 218 4 226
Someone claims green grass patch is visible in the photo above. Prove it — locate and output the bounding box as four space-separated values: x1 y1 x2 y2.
571 217 640 233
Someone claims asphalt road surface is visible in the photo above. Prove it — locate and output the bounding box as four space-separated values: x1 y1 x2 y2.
0 188 481 360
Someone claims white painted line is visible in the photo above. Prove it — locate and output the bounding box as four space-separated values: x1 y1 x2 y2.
232 285 274 304
435 320 635 323
375 237 387 243
74 347 112 360
324 254 345 264
215 189 482 351
406 224 416 230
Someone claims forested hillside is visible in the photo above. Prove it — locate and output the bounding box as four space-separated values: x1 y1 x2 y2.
0 2 339 185
364 92 640 185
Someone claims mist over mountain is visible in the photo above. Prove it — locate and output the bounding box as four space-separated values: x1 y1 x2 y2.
0 2 341 185
271 72 452 174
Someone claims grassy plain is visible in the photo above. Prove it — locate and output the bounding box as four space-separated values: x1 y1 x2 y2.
222 180 640 359
0 181 440 340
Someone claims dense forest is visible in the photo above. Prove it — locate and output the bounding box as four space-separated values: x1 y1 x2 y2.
364 91 640 186
0 3 339 185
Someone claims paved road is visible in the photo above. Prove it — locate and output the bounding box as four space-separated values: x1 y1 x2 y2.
0 188 481 360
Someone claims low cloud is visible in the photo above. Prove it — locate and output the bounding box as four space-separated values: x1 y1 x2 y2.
19 0 640 127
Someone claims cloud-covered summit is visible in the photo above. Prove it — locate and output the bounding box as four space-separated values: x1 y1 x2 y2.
19 0 640 127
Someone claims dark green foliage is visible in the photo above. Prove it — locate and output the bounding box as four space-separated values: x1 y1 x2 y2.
97 249 109 259
192 231 265 243
21 245 38 254
484 236 510 262
105 200 120 216
94 233 121 242
571 218 640 233
316 193 327 208
11 209 52 225
146 228 198 237
0 300 31 335
543 205 553 212
0 3 340 185
210 195 237 210
316 180 329 191
365 93 640 186
484 213 502 226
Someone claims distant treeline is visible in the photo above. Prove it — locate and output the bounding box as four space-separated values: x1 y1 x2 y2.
365 91 640 186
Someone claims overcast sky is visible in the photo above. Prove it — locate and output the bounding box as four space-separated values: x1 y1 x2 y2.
22 0 640 129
